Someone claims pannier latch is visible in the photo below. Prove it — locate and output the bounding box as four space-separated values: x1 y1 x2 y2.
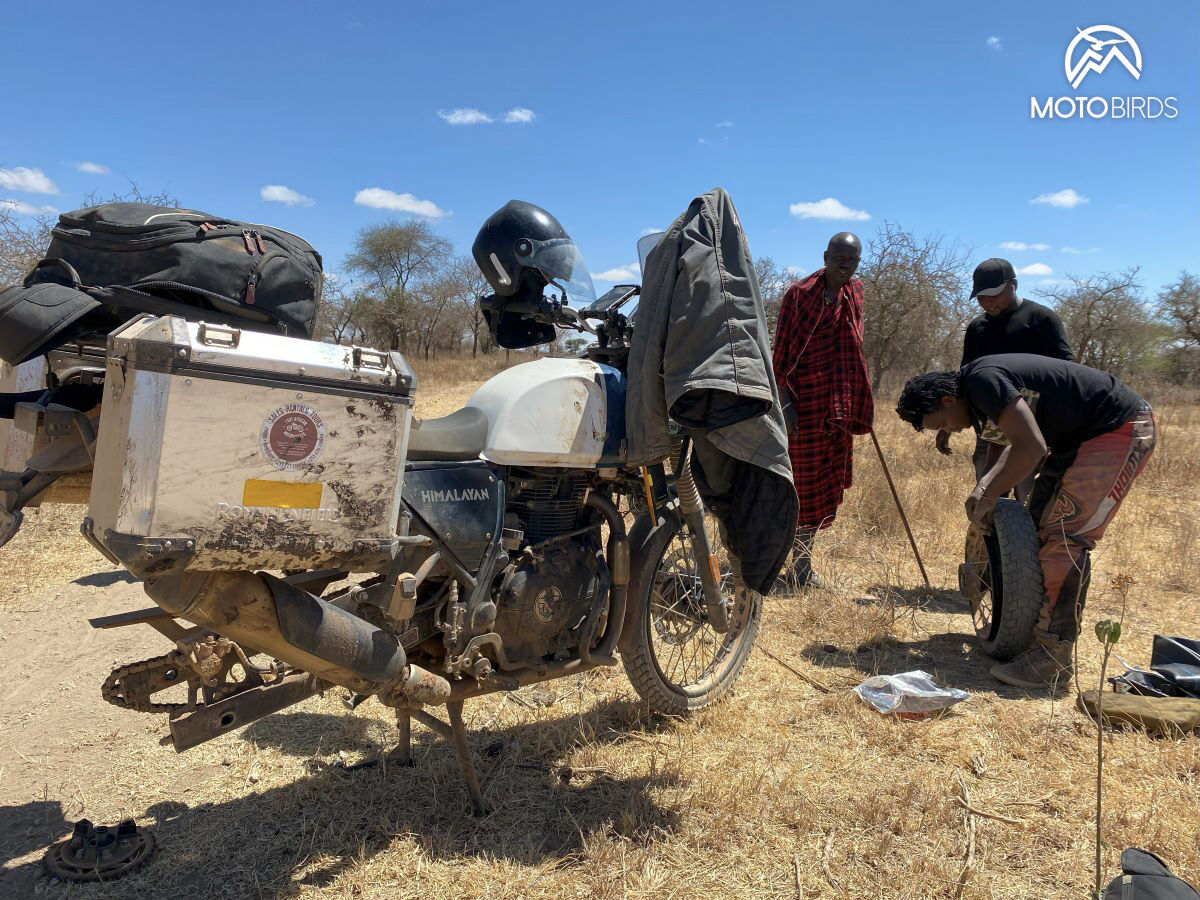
352 347 389 370
197 322 241 348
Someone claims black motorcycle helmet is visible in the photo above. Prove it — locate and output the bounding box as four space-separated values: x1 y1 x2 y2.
472 200 570 298
472 200 582 348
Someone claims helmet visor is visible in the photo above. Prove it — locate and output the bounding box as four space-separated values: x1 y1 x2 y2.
526 238 596 306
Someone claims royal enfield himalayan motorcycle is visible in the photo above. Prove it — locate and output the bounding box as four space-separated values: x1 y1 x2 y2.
0 203 759 813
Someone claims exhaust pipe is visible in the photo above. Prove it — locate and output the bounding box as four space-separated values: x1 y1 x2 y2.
580 491 629 666
143 571 449 705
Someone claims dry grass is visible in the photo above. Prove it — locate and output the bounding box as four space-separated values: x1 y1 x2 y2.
1 357 1197 899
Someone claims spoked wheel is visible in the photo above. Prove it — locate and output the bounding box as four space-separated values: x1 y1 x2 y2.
958 498 1044 660
620 514 759 714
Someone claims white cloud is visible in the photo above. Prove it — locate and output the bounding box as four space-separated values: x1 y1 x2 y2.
438 108 494 125
1031 188 1089 208
261 184 315 207
789 197 871 221
0 198 59 216
1016 262 1053 276
986 36 1002 51
354 188 449 218
0 166 59 195
715 120 734 128
593 262 641 282
1000 241 1049 251
639 227 662 236
76 161 110 175
503 107 535 124
784 265 805 278
1061 245 1100 255
697 137 710 145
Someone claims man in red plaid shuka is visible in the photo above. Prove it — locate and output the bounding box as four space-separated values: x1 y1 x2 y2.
771 233 874 588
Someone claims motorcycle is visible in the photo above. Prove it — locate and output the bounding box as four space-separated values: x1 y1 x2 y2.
0 210 760 814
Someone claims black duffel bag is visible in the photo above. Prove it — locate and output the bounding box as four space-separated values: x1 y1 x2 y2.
0 203 322 365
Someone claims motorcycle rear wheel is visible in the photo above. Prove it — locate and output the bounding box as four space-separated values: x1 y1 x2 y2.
959 498 1044 660
620 516 759 714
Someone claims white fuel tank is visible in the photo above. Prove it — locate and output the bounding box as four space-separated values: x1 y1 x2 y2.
466 358 610 466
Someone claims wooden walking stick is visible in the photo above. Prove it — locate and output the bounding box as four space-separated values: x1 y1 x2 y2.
869 429 931 589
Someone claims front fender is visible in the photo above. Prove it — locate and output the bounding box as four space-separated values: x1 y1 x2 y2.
617 507 681 654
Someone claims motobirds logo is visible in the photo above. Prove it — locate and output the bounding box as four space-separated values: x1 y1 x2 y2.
1031 25 1178 120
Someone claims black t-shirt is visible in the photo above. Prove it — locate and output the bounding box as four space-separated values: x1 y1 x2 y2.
961 299 1073 365
960 354 1145 451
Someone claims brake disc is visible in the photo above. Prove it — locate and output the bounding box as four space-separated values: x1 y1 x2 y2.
43 819 155 882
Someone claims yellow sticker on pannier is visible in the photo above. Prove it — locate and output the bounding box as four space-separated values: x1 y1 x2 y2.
243 480 323 509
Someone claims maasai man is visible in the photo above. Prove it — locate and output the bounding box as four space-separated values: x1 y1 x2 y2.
771 232 874 588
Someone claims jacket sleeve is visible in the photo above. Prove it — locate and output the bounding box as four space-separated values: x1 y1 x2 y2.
1040 309 1075 361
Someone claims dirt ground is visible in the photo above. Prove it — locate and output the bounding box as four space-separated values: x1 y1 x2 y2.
0 358 1196 899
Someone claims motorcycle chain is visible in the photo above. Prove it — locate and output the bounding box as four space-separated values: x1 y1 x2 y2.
101 651 197 714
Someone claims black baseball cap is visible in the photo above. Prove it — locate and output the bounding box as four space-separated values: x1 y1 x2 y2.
970 258 1016 298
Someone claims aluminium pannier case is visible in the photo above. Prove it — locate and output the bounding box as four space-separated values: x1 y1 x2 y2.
87 316 416 577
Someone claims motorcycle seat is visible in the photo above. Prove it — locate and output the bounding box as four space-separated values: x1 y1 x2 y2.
406 406 489 461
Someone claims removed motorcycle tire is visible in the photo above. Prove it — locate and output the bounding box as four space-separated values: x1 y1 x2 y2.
959 498 1044 661
620 512 759 714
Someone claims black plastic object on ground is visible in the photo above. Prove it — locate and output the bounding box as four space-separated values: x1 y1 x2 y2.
42 818 155 882
1113 635 1200 699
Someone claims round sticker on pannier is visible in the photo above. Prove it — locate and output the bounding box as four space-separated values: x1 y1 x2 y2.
260 403 326 470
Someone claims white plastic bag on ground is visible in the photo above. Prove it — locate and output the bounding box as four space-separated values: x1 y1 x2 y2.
853 670 969 718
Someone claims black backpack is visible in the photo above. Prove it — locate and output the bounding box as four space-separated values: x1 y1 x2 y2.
1104 849 1200 899
0 203 322 365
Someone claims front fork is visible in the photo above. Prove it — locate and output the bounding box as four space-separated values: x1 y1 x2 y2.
673 438 729 634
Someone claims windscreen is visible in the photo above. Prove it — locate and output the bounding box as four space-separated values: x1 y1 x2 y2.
526 238 596 306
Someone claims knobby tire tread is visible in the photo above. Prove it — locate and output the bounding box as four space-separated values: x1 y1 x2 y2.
981 498 1044 661
620 519 759 715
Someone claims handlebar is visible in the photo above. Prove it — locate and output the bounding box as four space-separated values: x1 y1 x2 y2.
479 294 598 335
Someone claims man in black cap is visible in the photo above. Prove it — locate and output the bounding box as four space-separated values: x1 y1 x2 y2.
936 258 1073 499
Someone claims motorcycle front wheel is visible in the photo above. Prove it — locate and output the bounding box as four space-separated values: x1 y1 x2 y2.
620 515 759 714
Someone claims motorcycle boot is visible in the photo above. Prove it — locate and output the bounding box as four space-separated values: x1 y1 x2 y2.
989 630 1074 692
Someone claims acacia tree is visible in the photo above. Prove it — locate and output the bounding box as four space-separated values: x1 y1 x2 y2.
1038 269 1160 377
313 277 374 345
857 223 972 388
755 254 792 339
412 275 468 360
0 207 51 287
1157 271 1200 384
449 255 493 357
343 220 452 352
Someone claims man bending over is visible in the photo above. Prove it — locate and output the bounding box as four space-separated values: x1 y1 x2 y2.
895 353 1155 690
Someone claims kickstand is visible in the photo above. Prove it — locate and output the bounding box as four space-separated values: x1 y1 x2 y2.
447 701 486 816
394 709 413 767
401 702 486 815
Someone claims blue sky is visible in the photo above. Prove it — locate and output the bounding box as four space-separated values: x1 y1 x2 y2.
2 1 1197 299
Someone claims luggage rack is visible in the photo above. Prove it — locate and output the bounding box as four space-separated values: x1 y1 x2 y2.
0 345 108 548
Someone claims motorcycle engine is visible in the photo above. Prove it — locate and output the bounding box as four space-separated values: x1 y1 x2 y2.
494 541 602 667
